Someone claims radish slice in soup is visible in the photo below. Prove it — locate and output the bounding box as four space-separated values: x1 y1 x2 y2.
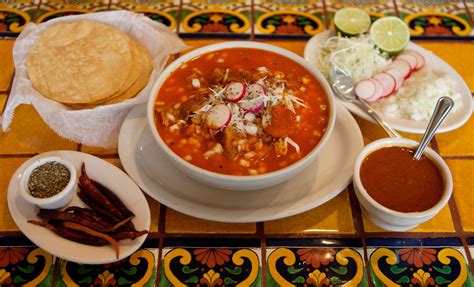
366 79 384 102
384 68 404 92
403 50 425 70
388 59 411 79
395 53 417 71
355 80 376 100
239 83 266 113
205 104 232 129
372 73 396 97
225 82 246 102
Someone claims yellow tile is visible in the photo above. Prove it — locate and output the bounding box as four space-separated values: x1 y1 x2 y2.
81 145 118 155
0 104 78 154
257 40 308 57
0 40 14 92
447 159 474 231
105 158 160 232
416 41 474 92
0 157 29 232
0 93 6 114
362 204 454 232
436 115 474 156
354 115 424 145
165 208 256 234
264 190 354 234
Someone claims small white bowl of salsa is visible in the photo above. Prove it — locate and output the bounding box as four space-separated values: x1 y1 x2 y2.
353 137 453 231
147 41 336 191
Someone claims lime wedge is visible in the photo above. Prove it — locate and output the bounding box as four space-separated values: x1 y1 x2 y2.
334 8 371 36
370 16 410 55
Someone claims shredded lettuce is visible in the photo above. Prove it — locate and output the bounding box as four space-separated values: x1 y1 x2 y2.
318 35 391 82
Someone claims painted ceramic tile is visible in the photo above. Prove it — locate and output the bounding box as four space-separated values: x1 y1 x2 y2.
160 238 262 286
468 238 474 262
325 0 397 27
56 240 159 286
180 0 251 37
467 0 474 22
396 0 473 37
367 238 473 286
0 238 55 287
109 0 179 30
254 0 325 38
266 238 368 286
0 0 39 35
36 0 109 24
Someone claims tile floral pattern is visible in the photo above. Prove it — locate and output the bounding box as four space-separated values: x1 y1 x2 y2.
36 0 109 24
56 245 159 286
266 239 367 286
160 239 261 286
396 0 473 37
0 243 54 286
180 0 251 37
0 0 38 35
254 0 325 38
367 238 473 286
109 0 179 30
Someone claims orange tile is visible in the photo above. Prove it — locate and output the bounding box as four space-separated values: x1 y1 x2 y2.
257 40 308 57
105 158 160 232
165 208 256 234
447 159 474 232
81 145 118 155
354 115 424 145
436 115 474 156
264 190 354 234
0 157 29 232
0 93 7 114
0 40 14 92
362 204 455 232
0 105 78 154
416 41 474 92
181 39 232 55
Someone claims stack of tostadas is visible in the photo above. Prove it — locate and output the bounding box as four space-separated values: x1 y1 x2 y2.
27 20 153 108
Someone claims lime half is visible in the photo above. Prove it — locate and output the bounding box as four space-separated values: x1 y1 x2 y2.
334 8 371 36
370 16 410 55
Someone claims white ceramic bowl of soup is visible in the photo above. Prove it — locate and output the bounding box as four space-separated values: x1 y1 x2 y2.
353 138 453 231
147 41 336 191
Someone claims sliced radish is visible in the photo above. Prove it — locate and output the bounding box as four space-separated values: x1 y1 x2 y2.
384 68 404 92
355 80 376 100
205 104 232 129
372 72 396 97
395 53 417 71
403 50 425 70
387 59 411 79
365 79 384 102
224 82 246 103
239 83 266 113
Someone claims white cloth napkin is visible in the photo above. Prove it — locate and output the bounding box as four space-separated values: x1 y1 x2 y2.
1 10 187 148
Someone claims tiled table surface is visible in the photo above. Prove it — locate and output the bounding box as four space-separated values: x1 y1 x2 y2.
1 1 474 286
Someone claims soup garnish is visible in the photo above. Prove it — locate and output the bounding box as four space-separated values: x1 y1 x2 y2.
154 48 329 175
360 146 444 212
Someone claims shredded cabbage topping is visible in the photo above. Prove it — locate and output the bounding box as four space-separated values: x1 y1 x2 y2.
318 35 391 82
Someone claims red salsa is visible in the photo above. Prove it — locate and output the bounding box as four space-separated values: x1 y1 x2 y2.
360 146 444 212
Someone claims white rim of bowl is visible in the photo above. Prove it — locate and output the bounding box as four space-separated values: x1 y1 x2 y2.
19 156 77 205
353 138 453 218
147 41 336 181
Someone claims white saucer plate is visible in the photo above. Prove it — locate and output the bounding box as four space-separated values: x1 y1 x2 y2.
118 102 363 223
304 30 472 134
7 151 151 264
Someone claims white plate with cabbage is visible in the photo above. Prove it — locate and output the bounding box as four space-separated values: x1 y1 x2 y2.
304 29 472 134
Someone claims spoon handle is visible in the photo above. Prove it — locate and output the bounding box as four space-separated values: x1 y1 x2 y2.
414 97 454 160
355 100 402 138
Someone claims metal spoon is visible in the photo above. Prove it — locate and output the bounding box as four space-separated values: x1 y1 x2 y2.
413 97 454 160
329 67 401 138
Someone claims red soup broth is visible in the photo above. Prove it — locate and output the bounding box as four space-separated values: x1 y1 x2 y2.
154 48 329 175
360 146 444 212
